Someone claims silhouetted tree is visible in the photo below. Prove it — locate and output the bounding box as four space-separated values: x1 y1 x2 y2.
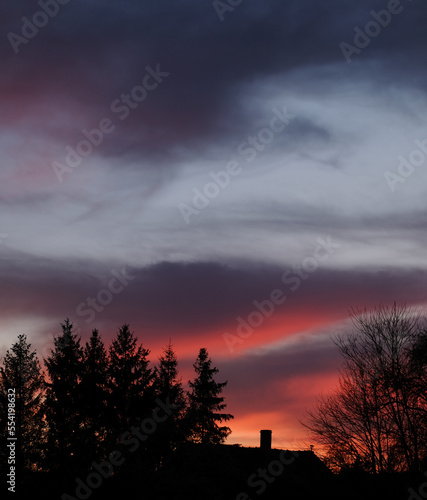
79 329 110 463
44 318 84 473
411 329 427 365
187 348 233 444
410 327 427 466
0 334 44 477
152 341 186 457
108 324 154 438
305 304 427 473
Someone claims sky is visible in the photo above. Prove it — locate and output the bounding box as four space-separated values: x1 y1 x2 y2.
1 0 427 449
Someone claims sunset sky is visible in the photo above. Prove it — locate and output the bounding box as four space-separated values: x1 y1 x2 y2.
1 0 427 449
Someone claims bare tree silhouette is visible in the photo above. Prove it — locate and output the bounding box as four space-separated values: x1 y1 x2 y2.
305 304 427 473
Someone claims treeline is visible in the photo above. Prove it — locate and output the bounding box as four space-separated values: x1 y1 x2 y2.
0 319 233 493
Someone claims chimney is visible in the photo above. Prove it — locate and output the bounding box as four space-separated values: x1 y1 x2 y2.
260 430 272 451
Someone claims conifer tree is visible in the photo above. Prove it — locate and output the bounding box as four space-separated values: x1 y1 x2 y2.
108 324 154 435
0 334 44 475
79 329 110 462
44 318 84 472
153 341 186 454
187 348 233 445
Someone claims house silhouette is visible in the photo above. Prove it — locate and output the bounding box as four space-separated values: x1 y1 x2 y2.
139 430 407 499
130 430 337 499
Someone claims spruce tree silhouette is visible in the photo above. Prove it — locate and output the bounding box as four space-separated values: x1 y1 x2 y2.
108 324 155 440
151 341 187 461
79 329 110 464
44 318 84 475
187 347 233 445
0 334 44 484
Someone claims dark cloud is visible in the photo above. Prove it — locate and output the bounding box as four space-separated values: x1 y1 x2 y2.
2 0 427 166
1 251 425 342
